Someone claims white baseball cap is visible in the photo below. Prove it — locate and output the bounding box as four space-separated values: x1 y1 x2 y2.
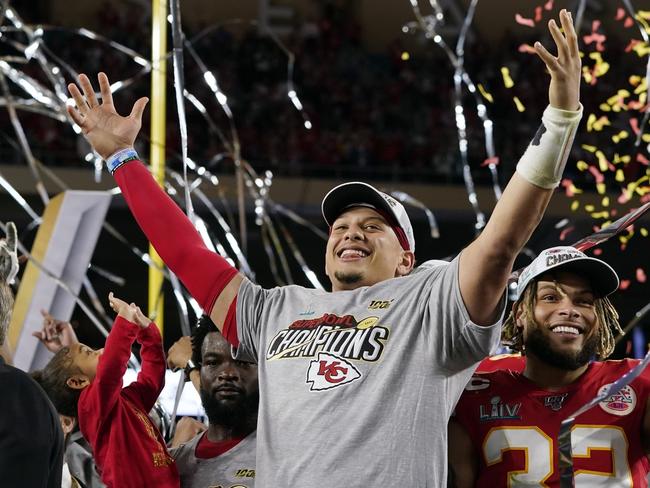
321 182 415 252
516 246 619 299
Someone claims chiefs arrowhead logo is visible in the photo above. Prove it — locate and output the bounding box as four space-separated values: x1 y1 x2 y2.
306 353 361 391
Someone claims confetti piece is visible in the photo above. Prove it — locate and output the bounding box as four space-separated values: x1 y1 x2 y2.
616 169 625 182
597 183 607 195
515 13 535 28
613 153 631 165
639 10 650 19
593 248 603 256
591 211 610 219
544 0 553 10
561 179 583 197
582 144 597 153
559 226 574 241
571 200 580 211
641 228 649 237
637 268 647 283
477 84 493 103
518 43 537 54
630 118 641 135
629 75 643 85
612 131 629 143
513 96 525 112
616 8 626 21
620 279 631 290
602 196 610 207
595 152 609 173
481 156 499 167
637 153 650 165
585 204 596 212
576 160 589 171
500 67 514 88
534 6 543 22
624 17 634 28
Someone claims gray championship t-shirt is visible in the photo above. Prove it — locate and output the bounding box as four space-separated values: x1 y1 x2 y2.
171 431 256 488
236 256 502 487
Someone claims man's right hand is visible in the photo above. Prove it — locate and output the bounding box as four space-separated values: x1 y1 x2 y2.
66 72 148 160
167 336 192 370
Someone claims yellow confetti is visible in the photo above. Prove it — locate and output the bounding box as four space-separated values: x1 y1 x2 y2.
641 228 649 237
630 75 643 85
591 211 610 219
576 161 589 171
615 169 625 182
581 144 597 153
596 183 607 195
601 196 610 207
601 220 612 228
501 67 514 88
643 134 650 142
477 84 493 103
585 204 595 212
634 77 647 95
513 96 525 112
599 103 611 112
401 51 410 61
571 200 580 211
613 153 631 165
638 10 650 19
612 130 629 143
595 151 609 172
632 41 650 58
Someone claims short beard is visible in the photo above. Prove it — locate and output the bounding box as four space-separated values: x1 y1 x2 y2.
200 388 259 432
334 271 363 285
525 326 599 371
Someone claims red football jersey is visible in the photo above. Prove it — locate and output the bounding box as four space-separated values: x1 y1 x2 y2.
477 354 526 373
454 360 650 487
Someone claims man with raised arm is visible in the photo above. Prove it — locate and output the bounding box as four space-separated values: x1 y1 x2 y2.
67 10 581 486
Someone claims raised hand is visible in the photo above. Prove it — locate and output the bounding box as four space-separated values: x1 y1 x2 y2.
32 309 79 353
167 336 192 370
108 292 151 329
67 73 148 160
534 9 581 111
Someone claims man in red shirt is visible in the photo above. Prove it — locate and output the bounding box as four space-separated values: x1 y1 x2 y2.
449 246 650 487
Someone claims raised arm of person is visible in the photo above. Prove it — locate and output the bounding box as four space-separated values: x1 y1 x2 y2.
108 294 166 412
66 74 243 344
459 9 582 325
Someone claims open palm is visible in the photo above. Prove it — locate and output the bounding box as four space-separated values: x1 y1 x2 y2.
67 72 148 160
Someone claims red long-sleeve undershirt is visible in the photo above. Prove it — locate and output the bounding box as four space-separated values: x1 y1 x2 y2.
114 161 240 344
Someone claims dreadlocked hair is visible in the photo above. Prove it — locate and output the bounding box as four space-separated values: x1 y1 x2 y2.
0 282 14 346
31 347 83 417
191 314 219 366
502 280 623 360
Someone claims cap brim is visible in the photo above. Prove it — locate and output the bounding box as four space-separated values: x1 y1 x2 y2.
535 257 619 297
322 182 397 226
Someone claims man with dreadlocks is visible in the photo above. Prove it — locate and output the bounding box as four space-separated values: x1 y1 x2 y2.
447 246 650 487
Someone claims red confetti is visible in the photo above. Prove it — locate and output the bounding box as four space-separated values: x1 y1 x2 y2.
630 117 640 135
559 226 574 241
611 208 619 217
636 268 647 283
620 279 631 290
624 17 634 28
593 248 603 256
518 44 537 54
637 153 650 165
625 39 641 53
481 156 500 167
515 14 535 28
534 6 543 22
561 178 577 197
588 165 605 183
616 8 626 21
643 194 650 203
544 0 553 10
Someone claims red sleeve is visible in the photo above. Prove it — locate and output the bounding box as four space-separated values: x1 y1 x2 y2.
122 323 166 412
113 161 239 317
81 316 138 421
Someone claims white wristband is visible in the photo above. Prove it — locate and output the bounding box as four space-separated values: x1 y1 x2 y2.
516 103 583 189
105 147 139 174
